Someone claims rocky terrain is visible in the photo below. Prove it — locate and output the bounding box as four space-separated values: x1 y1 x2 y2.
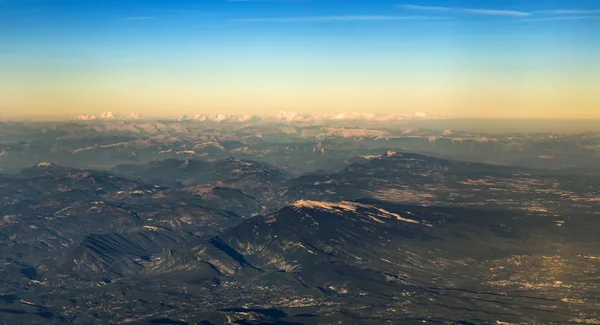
1 120 599 175
0 122 599 324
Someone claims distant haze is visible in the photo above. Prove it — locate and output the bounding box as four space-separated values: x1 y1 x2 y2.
411 119 600 133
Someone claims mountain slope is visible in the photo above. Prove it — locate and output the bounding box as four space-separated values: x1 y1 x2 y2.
113 157 290 202
0 164 261 284
124 199 600 324
281 151 600 216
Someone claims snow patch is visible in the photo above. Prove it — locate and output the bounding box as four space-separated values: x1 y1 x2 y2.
361 155 381 160
36 162 54 167
292 200 425 225
292 200 359 212
582 255 600 260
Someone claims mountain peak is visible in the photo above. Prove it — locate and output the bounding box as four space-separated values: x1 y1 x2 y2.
35 162 55 168
18 162 76 179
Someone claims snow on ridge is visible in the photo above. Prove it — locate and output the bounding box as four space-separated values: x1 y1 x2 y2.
292 200 359 212
361 155 381 160
35 162 54 167
291 200 424 225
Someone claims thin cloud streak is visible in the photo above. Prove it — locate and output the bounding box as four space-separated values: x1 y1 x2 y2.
536 9 600 15
401 4 530 17
233 15 446 22
522 16 600 22
460 9 530 16
122 16 157 20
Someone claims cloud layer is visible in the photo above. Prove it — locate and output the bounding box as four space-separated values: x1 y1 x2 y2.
174 111 433 123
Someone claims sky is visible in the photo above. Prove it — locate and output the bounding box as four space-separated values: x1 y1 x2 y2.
0 0 599 120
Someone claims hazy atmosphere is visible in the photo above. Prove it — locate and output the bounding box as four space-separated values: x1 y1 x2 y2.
1 0 599 120
1 1 600 324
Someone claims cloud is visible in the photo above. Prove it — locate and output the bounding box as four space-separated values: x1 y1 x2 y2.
122 16 157 20
400 4 530 17
459 9 530 16
233 15 445 22
521 16 600 22
128 112 141 120
75 112 143 120
76 114 97 121
414 111 428 118
536 9 600 15
100 112 115 119
175 112 436 123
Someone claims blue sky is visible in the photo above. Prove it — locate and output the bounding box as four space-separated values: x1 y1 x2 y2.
1 0 599 119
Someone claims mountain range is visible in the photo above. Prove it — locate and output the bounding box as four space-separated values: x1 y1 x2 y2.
0 144 599 324
1 120 599 175
0 120 599 324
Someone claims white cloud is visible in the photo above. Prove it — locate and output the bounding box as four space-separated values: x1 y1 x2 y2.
78 111 436 123
75 112 143 120
100 112 115 119
173 111 430 123
76 114 97 121
128 112 141 120
209 114 230 122
536 9 600 15
401 4 530 17
233 15 444 23
235 114 255 122
521 16 600 22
